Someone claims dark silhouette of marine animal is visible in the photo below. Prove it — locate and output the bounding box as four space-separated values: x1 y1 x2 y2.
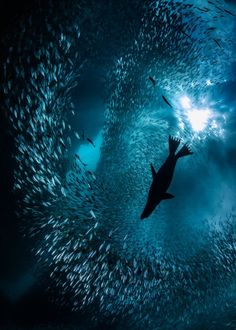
149 76 156 85
162 95 173 108
141 136 193 220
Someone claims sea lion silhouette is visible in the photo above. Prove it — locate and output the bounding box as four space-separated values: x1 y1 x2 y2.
141 136 193 220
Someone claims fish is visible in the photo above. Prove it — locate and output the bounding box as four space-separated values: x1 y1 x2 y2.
224 9 235 17
82 129 85 140
173 25 191 39
196 7 210 12
140 136 193 220
156 17 191 39
207 1 232 16
75 153 87 166
87 137 95 148
213 38 222 48
207 27 216 31
149 76 156 86
162 95 173 108
59 138 66 148
74 132 80 140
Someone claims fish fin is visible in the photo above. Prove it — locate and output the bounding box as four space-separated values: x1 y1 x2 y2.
151 163 156 179
161 192 174 200
176 144 193 158
169 136 181 156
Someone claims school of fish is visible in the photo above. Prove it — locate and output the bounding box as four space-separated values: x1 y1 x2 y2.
2 0 236 329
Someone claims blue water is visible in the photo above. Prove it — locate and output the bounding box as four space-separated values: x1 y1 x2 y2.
2 0 236 329
77 130 103 171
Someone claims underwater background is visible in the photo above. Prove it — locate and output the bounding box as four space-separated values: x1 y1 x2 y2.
0 0 236 329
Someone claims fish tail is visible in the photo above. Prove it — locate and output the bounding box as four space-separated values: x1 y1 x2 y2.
176 144 193 158
168 136 181 156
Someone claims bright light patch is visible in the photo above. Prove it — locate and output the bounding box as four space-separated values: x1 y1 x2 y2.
187 108 211 132
179 122 185 130
180 96 191 109
178 94 223 136
206 79 213 86
78 130 103 171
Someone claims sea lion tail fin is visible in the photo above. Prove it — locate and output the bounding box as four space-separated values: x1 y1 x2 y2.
168 136 181 155
176 144 193 158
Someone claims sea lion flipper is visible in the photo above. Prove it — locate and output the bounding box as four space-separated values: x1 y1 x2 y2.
169 136 181 155
161 192 175 200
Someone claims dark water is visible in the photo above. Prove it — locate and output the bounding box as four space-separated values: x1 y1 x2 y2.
1 0 236 329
